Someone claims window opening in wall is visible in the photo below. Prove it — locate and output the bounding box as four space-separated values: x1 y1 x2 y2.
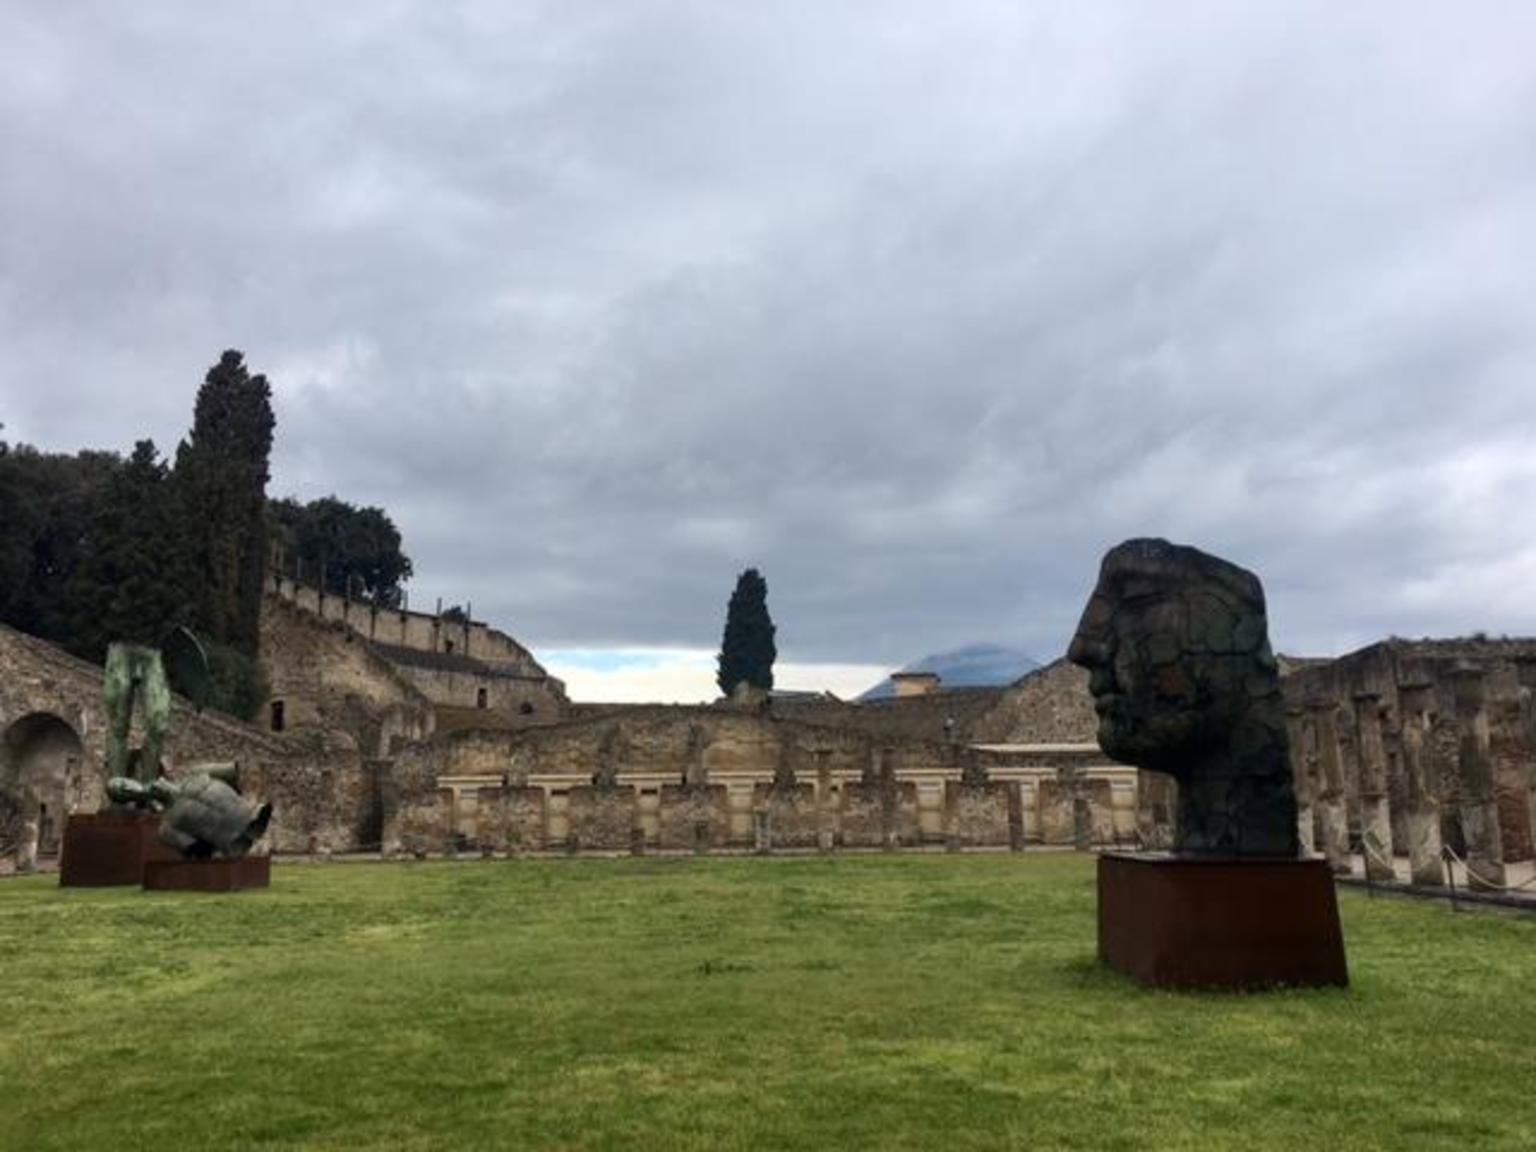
476 687 488 709
444 639 456 654
519 702 535 715
270 699 286 732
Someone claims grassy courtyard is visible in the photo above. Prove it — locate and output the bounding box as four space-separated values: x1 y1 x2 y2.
1 854 1533 1151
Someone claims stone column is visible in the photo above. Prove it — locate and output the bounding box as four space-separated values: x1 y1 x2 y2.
1517 657 1536 868
1285 706 1316 855
1308 698 1350 874
1381 705 1412 858
1396 680 1443 887
1450 666 1506 890
13 798 40 874
1353 691 1395 881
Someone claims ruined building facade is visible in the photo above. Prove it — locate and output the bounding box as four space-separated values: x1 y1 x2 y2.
6 572 1533 878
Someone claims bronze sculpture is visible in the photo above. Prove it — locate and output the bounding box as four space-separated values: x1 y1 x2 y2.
107 767 272 859
1067 538 1299 858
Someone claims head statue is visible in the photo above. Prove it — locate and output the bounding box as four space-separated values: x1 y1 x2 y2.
1068 538 1298 857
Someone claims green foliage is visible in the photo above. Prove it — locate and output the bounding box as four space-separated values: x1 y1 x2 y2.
1 857 1534 1151
269 494 413 606
199 635 268 721
174 349 275 656
65 440 197 662
0 441 126 650
717 567 776 694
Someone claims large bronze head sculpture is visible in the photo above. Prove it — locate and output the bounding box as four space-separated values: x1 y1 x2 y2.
1067 538 1299 858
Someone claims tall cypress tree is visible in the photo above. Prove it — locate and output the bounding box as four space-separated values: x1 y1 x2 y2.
716 568 776 695
174 350 275 657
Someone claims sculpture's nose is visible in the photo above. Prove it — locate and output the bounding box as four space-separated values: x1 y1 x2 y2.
1067 624 1111 670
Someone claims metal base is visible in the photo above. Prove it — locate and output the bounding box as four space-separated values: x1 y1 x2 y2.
58 811 175 887
1098 852 1348 990
142 855 271 892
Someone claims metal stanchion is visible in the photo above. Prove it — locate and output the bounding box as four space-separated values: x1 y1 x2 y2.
1443 845 1459 913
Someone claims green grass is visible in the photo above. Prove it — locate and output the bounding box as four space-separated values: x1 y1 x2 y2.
2 854 1533 1151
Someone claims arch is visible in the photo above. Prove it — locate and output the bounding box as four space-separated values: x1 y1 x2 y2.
1 711 86 867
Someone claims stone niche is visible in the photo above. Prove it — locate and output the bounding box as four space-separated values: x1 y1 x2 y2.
473 785 547 854
944 779 1020 850
655 782 731 851
1036 776 1114 846
564 783 639 852
752 781 821 850
838 754 920 848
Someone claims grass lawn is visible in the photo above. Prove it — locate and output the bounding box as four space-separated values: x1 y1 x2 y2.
2 853 1533 1151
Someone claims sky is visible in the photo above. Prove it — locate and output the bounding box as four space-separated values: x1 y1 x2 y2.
3 2 1535 702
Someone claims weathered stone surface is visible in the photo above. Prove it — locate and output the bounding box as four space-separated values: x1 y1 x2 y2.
1353 692 1395 881
838 752 920 848
656 783 730 851
1068 539 1299 858
564 785 638 852
1396 682 1444 886
1450 666 1505 890
751 782 821 850
943 780 1014 849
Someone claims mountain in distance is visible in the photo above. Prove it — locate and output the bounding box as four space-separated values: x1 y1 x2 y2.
858 643 1041 701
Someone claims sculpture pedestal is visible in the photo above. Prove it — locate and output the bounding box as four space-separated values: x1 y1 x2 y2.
143 855 271 892
58 811 176 887
1098 852 1347 990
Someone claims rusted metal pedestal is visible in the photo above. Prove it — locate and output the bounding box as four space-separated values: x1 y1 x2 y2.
58 811 175 887
1098 852 1348 990
142 855 271 892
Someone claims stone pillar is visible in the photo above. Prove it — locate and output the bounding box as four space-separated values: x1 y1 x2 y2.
1517 657 1536 868
1449 666 1506 890
1285 706 1316 855
814 750 834 853
1353 692 1394 881
1396 680 1443 887
14 798 40 874
1063 766 1091 851
1381 704 1412 859
1308 699 1350 874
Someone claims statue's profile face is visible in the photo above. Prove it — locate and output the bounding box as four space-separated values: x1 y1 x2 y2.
1067 540 1269 775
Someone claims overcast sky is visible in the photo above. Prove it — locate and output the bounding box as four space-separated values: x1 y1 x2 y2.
3 3 1535 699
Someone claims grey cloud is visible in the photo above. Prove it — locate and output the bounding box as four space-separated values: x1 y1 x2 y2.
3 2 1535 666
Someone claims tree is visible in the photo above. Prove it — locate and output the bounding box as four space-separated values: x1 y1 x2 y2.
67 440 197 661
268 494 413 606
173 350 275 656
0 441 120 648
716 568 776 695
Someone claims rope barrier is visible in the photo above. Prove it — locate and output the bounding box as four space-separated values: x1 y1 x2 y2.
1356 837 1536 900
1439 843 1536 893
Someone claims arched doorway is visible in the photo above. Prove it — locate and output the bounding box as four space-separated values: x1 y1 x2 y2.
1 712 86 872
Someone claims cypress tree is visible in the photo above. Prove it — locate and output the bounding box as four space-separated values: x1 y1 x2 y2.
716 568 776 695
174 350 275 657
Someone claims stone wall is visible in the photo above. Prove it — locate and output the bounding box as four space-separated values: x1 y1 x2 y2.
269 574 548 674
265 577 568 727
774 687 1005 745
260 593 436 756
380 704 1134 855
971 659 1098 745
1282 638 1536 882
